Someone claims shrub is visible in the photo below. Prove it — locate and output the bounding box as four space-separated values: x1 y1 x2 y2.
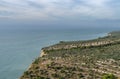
34 58 39 64
102 74 117 79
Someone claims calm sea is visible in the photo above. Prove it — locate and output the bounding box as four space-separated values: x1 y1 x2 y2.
0 28 117 79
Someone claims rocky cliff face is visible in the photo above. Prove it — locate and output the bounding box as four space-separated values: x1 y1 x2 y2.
40 50 46 57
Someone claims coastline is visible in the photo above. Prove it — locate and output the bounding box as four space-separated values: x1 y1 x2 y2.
39 32 109 58
0 29 118 79
20 31 120 79
26 32 109 68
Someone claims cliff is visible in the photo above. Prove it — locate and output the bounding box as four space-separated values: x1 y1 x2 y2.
20 31 120 79
40 50 47 57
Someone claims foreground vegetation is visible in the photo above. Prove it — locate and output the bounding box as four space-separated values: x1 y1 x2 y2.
20 31 120 79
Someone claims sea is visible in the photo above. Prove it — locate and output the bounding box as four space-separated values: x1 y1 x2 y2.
0 27 119 79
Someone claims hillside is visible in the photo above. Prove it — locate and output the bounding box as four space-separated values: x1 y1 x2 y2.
20 31 120 79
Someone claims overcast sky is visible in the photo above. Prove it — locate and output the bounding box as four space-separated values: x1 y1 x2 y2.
0 0 120 29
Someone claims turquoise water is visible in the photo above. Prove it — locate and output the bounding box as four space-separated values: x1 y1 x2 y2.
0 28 116 79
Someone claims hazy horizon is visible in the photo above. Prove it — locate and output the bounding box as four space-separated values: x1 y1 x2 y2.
0 0 120 30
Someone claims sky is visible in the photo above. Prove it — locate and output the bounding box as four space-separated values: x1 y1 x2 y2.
0 0 120 29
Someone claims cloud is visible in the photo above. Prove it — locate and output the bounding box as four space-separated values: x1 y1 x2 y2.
0 0 119 20
83 0 109 6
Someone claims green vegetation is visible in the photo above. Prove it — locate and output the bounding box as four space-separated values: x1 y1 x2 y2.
20 31 120 79
33 58 40 64
102 74 117 79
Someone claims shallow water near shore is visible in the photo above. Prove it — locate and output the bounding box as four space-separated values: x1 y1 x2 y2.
0 28 117 79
